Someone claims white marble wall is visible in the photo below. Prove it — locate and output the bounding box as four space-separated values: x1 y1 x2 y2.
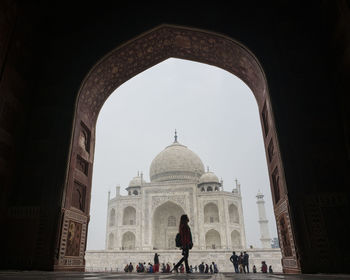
85 248 282 272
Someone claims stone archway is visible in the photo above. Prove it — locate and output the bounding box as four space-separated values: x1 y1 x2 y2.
56 24 299 273
229 204 239 224
231 230 242 248
122 206 136 225
152 201 185 250
205 229 221 249
204 202 219 224
122 231 136 250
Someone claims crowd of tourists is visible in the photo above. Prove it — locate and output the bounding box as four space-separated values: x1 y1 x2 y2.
123 215 273 274
123 259 219 274
229 251 273 274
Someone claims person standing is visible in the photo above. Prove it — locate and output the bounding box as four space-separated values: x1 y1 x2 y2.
213 262 218 273
253 265 257 273
238 252 244 273
230 251 239 273
243 251 249 273
205 263 209 273
154 253 160 273
172 214 193 273
261 261 267 273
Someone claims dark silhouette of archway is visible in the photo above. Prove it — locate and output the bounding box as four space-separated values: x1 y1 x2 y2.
57 25 299 272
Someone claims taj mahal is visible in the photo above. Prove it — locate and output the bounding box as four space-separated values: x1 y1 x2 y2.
85 133 282 272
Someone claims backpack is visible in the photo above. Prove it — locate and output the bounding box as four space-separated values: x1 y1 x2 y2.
175 233 181 247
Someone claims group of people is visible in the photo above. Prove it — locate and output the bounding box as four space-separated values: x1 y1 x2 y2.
229 251 273 274
124 215 274 275
229 251 250 273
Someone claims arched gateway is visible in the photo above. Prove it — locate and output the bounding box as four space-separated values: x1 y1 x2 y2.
56 24 298 273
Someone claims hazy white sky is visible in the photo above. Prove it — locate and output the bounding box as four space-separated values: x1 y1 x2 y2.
87 58 277 250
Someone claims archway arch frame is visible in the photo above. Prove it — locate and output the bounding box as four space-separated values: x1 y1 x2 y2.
55 24 300 273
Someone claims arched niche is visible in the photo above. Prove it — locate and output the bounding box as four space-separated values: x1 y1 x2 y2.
231 230 242 248
122 231 135 250
205 229 221 249
168 216 176 227
59 24 298 272
109 208 116 226
152 201 185 250
123 206 136 225
229 204 239 224
204 202 219 224
108 232 114 250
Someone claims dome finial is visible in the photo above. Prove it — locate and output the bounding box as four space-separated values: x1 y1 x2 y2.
174 129 178 143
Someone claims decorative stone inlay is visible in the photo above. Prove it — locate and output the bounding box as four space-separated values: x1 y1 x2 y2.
151 195 186 212
77 25 265 120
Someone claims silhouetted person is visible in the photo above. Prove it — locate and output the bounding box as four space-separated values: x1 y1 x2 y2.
154 253 160 272
172 214 193 273
230 251 239 273
261 261 267 273
205 263 209 273
253 265 257 273
209 264 213 273
269 265 273 273
128 262 133 272
199 262 205 273
213 262 218 273
239 252 244 273
243 251 249 273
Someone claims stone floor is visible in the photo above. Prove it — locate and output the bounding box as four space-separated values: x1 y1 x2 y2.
0 272 349 280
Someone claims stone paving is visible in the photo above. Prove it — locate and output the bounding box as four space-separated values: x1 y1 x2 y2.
0 272 349 280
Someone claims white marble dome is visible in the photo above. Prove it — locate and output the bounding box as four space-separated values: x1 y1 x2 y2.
199 171 219 184
128 175 146 187
150 141 205 182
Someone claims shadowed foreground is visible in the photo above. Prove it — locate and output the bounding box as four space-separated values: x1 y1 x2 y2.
0 272 349 279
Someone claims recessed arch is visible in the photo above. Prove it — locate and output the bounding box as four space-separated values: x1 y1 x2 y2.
107 232 114 250
229 204 239 224
123 206 136 225
109 208 115 226
122 231 135 250
205 229 221 249
231 230 242 248
152 201 185 250
204 202 219 224
59 24 297 272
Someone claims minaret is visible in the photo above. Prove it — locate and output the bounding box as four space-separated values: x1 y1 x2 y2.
256 190 271 248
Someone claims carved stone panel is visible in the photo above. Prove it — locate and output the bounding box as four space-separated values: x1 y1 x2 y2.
262 102 269 137
71 181 86 212
76 155 88 176
272 167 281 204
65 221 82 256
268 139 274 162
79 121 91 153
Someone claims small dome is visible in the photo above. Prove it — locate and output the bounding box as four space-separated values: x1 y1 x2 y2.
128 175 146 187
149 140 205 182
199 171 219 184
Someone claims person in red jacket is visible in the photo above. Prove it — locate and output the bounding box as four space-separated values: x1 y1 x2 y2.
172 214 193 273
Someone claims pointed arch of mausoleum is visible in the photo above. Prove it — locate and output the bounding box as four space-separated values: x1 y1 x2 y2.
205 229 221 249
204 202 219 224
122 231 135 250
123 206 136 225
229 204 239 224
108 232 114 250
109 208 116 226
231 230 242 248
59 24 298 272
152 201 185 250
